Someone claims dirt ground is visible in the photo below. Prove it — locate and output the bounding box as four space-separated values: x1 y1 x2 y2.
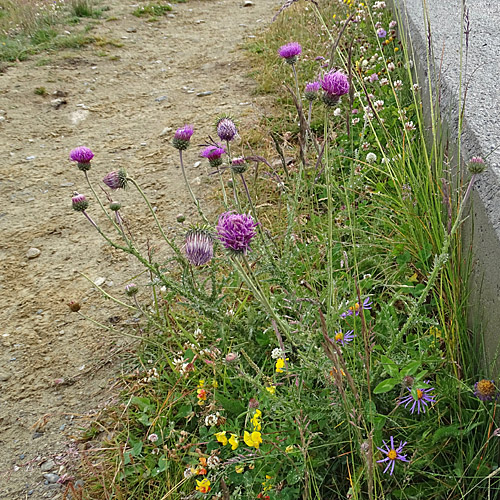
0 0 277 497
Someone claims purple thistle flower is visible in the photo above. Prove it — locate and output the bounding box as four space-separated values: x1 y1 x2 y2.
216 117 238 142
377 436 409 475
474 379 498 402
398 382 436 414
341 297 372 319
278 42 302 64
125 283 139 297
103 169 127 190
320 70 350 106
70 146 94 171
200 144 226 168
304 81 320 101
468 156 486 174
377 28 387 38
72 192 89 212
184 227 214 266
231 156 248 174
332 330 355 346
173 125 194 150
216 212 258 254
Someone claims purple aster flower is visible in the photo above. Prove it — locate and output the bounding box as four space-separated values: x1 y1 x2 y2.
341 297 372 319
200 144 226 168
70 146 94 171
231 157 248 174
332 330 355 346
216 212 258 254
103 169 127 190
398 382 436 414
71 192 89 212
474 379 498 401
278 42 302 64
216 117 238 142
304 81 320 101
377 28 387 38
173 125 194 150
320 70 350 106
468 156 486 174
184 227 214 266
377 436 409 475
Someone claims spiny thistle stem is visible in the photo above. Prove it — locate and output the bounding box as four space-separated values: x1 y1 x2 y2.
226 141 241 212
179 150 209 223
127 176 183 258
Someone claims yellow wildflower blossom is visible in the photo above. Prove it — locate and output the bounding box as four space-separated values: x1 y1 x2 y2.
285 445 295 453
265 385 276 395
235 465 244 473
215 431 228 446
229 434 239 450
251 409 262 431
244 430 263 449
196 478 211 493
275 358 286 373
197 379 205 388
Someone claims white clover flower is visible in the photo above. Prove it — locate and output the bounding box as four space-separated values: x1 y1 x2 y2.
366 152 377 163
412 83 420 92
394 80 403 90
389 20 397 28
334 108 342 116
387 62 396 71
271 347 285 359
404 121 416 131
374 100 384 111
380 78 389 86
352 117 360 125
207 455 221 469
205 412 220 427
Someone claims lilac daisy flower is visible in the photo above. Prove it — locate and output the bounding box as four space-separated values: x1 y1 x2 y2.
398 382 436 414
320 70 349 106
70 146 94 171
173 125 194 150
332 330 355 346
103 169 128 190
341 297 372 319
304 81 320 101
278 42 302 64
200 144 226 168
377 28 387 38
474 379 498 402
377 436 409 475
216 117 238 142
216 212 258 254
184 227 214 266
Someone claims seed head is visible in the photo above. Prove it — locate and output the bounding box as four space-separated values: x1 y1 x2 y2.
103 169 127 190
72 192 89 212
109 201 121 211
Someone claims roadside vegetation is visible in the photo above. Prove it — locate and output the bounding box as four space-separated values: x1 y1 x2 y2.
61 0 498 499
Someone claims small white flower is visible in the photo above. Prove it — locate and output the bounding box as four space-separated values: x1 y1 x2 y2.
205 412 220 427
387 62 396 71
380 78 389 86
271 347 285 359
374 100 384 111
362 59 369 67
352 117 360 125
394 80 403 90
412 83 420 92
389 20 397 28
207 455 221 469
333 108 342 116
362 141 370 150
148 433 159 443
404 121 416 131
366 152 377 163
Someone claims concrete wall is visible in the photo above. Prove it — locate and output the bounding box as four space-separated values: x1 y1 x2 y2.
391 0 500 371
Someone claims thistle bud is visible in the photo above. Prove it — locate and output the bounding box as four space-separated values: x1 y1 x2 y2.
103 169 127 190
109 201 121 211
468 156 486 174
125 283 139 296
72 192 89 212
231 157 248 174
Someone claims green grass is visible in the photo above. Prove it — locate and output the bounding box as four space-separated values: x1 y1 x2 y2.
132 3 173 18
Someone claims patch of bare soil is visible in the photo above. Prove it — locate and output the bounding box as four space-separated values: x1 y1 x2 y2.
0 0 276 497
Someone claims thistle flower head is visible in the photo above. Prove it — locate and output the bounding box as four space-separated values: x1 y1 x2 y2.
184 226 214 266
398 382 436 414
216 211 258 254
200 144 226 168
278 42 302 64
103 169 127 190
72 192 89 212
468 156 486 174
304 81 320 101
377 436 409 475
125 283 139 296
173 125 194 150
320 70 350 106
216 117 238 142
474 379 497 401
231 156 248 174
70 146 94 171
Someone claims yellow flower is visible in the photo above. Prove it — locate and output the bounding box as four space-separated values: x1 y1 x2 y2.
262 474 273 491
395 47 399 52
229 434 239 450
211 379 218 389
265 385 276 395
196 478 211 494
235 465 244 474
251 409 262 431
275 358 286 373
197 379 205 388
215 431 228 446
244 430 262 449
285 445 295 454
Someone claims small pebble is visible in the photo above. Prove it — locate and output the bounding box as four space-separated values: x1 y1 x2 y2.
59 424 66 431
126 27 137 33
33 432 43 439
155 96 168 102
26 248 41 259
41 459 56 472
0 373 10 382
28 490 34 496
43 473 59 484
60 182 74 187
26 156 36 160
19 454 25 460
243 0 254 6
196 91 213 97
195 19 206 24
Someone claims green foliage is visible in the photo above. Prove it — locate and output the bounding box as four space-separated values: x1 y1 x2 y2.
132 3 173 18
